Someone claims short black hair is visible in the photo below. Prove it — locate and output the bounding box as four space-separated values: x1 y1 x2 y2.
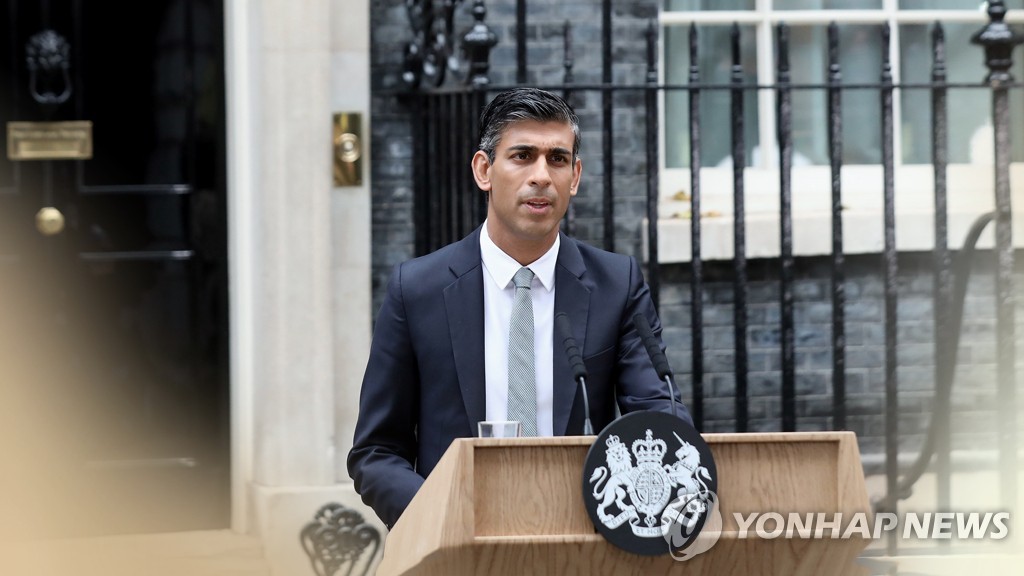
477 87 581 163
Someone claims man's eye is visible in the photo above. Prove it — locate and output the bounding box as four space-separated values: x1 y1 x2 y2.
550 154 567 164
513 151 531 160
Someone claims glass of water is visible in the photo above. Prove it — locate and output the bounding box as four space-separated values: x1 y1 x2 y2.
478 421 522 438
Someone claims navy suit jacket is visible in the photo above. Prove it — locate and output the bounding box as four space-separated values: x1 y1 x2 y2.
347 227 691 528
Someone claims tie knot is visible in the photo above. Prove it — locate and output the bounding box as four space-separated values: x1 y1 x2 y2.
513 267 534 289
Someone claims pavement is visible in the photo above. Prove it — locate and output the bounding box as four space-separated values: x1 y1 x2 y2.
0 530 271 576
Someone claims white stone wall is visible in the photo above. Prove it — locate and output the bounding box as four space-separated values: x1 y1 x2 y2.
329 0 372 486
226 0 377 574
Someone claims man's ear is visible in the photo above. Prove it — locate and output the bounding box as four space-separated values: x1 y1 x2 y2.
570 157 582 197
471 151 492 191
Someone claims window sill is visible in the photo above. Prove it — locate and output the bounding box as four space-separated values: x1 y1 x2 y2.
650 163 1024 263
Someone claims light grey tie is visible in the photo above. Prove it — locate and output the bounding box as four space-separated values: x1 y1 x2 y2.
508 267 537 436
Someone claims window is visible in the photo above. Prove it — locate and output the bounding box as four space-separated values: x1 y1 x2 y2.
656 0 1024 262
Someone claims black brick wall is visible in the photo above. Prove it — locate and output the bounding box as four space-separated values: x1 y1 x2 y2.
657 254 1024 462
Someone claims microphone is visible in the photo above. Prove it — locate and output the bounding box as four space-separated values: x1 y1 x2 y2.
632 313 679 420
555 312 594 435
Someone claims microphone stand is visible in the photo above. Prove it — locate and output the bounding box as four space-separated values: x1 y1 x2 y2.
633 313 681 422
663 373 679 421
555 312 595 436
578 375 594 435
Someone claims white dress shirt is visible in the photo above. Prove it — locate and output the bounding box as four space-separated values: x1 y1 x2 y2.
480 221 558 436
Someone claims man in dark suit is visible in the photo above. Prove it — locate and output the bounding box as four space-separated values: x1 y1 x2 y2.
348 88 691 529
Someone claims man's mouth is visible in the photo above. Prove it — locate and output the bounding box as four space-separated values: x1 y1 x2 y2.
523 198 552 210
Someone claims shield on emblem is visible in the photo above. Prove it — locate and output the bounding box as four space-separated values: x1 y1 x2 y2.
631 464 671 518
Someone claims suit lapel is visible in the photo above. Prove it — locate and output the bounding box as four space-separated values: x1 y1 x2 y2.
443 228 486 430
552 234 589 436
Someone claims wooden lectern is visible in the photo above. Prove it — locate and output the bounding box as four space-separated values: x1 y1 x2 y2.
377 432 871 575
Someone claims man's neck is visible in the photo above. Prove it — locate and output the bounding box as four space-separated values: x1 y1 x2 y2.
486 229 557 266
505 241 554 266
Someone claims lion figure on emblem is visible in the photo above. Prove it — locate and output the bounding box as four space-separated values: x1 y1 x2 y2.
589 435 636 523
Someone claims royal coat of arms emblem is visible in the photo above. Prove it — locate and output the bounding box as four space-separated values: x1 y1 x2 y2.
582 411 717 556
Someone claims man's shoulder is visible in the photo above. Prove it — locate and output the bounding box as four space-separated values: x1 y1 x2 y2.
559 236 641 296
400 242 457 274
391 231 480 289
564 236 634 270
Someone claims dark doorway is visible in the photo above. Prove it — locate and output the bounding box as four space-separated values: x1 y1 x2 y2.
0 0 229 537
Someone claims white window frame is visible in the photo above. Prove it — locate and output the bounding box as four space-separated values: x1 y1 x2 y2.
655 0 1024 263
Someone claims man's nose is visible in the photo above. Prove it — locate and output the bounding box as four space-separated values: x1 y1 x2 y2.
528 159 553 187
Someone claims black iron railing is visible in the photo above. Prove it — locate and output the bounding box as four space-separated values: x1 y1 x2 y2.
395 0 1023 558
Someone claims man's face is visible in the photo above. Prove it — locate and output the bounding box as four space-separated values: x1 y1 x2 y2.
471 119 582 259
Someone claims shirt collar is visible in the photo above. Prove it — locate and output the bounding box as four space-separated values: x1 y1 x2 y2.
479 220 559 292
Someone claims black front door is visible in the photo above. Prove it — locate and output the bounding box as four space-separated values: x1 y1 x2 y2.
0 0 229 537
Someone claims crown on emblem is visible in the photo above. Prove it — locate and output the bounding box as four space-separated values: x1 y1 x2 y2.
631 429 666 465
606 435 623 449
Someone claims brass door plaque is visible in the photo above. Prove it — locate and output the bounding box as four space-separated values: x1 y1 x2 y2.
333 112 362 186
7 121 93 161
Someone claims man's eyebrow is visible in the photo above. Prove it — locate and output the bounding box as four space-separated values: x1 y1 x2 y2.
506 144 572 155
506 144 538 153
